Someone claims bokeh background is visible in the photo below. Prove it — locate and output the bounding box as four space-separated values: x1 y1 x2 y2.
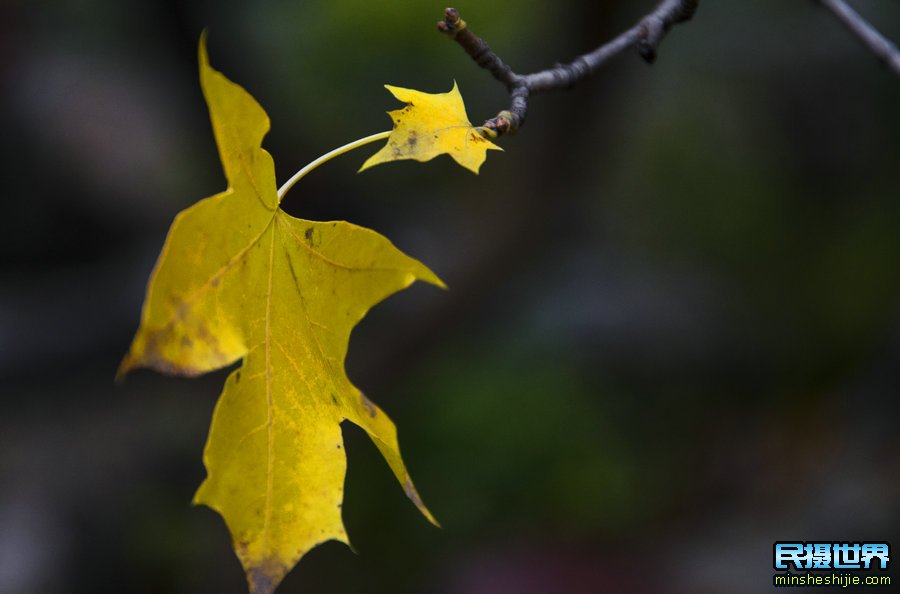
2 0 898 592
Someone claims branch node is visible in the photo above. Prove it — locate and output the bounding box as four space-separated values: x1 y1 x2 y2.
437 7 467 38
637 16 665 63
482 116 513 137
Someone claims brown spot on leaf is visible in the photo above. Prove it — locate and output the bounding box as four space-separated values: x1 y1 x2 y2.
181 335 193 349
234 545 288 594
169 297 190 322
403 478 424 510
195 323 222 356
245 557 288 594
141 329 187 375
360 393 377 418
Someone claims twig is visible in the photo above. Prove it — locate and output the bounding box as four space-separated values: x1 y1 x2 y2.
438 0 699 136
816 0 900 76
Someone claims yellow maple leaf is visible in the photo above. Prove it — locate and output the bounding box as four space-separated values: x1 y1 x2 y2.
119 34 443 594
359 82 502 174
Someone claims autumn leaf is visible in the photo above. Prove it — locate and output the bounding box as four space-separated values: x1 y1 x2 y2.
119 34 443 594
359 82 502 174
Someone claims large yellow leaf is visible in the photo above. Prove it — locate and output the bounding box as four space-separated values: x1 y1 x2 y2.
119 34 443 594
359 83 502 174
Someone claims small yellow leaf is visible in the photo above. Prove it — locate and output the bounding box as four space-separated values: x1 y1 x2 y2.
120 33 442 594
360 82 502 174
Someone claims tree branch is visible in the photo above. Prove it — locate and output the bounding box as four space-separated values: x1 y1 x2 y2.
816 0 900 76
438 0 699 137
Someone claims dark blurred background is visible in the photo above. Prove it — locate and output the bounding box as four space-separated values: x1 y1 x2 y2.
2 0 898 592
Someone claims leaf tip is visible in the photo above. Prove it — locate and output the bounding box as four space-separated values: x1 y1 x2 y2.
383 84 407 102
403 478 441 528
190 486 205 508
456 156 486 175
357 156 376 174
115 349 143 383
412 263 447 290
198 28 210 67
430 274 449 291
246 560 288 594
114 356 132 384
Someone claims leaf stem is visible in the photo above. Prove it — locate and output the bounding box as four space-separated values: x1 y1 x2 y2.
277 130 391 202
